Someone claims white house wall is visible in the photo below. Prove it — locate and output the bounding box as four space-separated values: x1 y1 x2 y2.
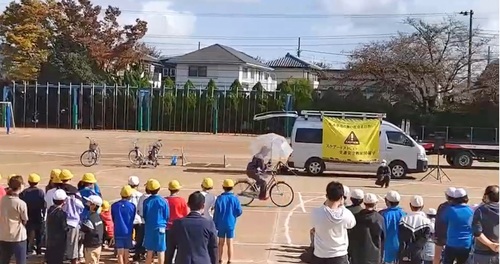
175 64 277 91
273 68 319 89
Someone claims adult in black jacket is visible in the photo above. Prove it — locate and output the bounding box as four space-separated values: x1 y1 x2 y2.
375 160 391 188
80 195 104 264
349 193 385 264
398 195 431 264
166 191 218 264
472 185 499 264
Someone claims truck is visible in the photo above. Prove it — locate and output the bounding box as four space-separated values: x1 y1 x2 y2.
417 127 499 168
254 110 428 178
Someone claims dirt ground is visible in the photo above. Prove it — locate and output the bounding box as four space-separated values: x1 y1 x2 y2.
0 128 498 264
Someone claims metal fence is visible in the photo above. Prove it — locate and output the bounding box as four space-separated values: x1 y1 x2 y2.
2 82 293 134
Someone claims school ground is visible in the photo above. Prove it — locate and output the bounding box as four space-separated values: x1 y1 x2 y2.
1 128 498 264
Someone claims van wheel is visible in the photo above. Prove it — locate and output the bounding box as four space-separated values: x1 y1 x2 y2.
305 158 325 176
389 161 407 179
446 155 454 166
454 152 473 168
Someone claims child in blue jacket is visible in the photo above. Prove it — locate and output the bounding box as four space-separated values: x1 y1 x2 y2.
213 179 242 264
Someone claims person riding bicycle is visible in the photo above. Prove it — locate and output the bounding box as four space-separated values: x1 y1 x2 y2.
246 146 271 200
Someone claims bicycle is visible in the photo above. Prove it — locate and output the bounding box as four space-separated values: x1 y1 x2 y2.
233 161 295 207
128 139 162 168
80 137 100 167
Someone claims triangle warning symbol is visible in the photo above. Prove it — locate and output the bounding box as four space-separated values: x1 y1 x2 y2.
344 131 360 145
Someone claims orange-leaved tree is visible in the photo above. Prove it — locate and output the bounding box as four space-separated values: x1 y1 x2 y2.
0 0 55 81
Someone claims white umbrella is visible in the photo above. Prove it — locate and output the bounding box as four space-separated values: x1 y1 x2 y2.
250 133 293 163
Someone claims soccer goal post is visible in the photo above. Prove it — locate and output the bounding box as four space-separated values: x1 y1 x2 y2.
0 101 15 134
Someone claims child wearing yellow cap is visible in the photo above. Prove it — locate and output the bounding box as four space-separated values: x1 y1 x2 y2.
200 178 217 220
45 169 61 193
19 173 45 255
143 179 169 264
111 186 136 264
165 180 189 247
213 179 243 263
100 200 114 247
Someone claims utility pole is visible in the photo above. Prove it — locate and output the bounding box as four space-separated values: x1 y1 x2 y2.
198 42 201 50
297 37 301 57
460 9 474 89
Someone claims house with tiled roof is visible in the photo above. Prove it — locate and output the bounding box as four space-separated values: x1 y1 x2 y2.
170 44 277 91
266 53 323 89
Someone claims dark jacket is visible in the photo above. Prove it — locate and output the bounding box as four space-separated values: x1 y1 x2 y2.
398 211 432 264
46 205 68 247
80 212 104 248
166 212 218 264
349 209 385 264
347 204 363 215
434 201 451 246
472 202 499 255
19 186 46 226
246 156 265 173
376 166 390 177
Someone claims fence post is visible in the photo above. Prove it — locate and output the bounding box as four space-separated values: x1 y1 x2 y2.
284 93 292 137
71 83 78 129
146 88 152 131
2 85 10 127
212 92 219 134
137 90 143 132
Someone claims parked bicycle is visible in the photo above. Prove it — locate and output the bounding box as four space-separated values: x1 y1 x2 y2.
128 139 162 168
80 137 100 167
234 161 294 207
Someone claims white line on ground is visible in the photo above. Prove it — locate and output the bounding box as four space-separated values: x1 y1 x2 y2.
284 196 323 245
298 192 306 213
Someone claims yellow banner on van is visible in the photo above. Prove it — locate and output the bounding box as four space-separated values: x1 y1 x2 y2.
322 117 380 162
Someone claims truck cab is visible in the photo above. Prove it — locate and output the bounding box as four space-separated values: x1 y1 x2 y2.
254 110 428 178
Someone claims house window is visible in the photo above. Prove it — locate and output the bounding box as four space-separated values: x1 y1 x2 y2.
242 68 248 78
250 70 254 79
188 66 207 77
170 68 176 77
163 68 169 76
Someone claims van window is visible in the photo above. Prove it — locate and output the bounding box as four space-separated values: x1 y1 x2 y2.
386 131 414 147
295 128 323 144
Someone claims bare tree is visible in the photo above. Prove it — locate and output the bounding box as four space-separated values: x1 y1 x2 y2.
346 17 492 114
471 59 499 105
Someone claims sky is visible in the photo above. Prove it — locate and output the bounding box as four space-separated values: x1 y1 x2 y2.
1 0 499 67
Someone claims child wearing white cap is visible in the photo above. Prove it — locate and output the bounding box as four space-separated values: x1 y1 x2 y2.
127 176 145 262
348 193 384 264
347 189 365 215
442 188 474 264
434 186 458 264
45 189 68 264
422 208 437 264
379 191 406 264
398 195 432 264
81 195 104 264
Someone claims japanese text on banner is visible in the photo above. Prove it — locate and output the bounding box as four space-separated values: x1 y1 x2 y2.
322 117 380 162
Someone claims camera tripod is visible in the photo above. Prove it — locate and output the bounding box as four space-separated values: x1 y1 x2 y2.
420 152 451 183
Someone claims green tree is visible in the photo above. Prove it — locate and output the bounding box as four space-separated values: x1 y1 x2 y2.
252 81 267 110
162 77 176 114
0 0 54 81
229 79 242 110
205 79 218 106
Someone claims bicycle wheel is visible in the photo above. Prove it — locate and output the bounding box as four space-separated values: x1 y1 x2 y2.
233 181 255 206
269 182 295 207
80 150 97 167
128 150 143 166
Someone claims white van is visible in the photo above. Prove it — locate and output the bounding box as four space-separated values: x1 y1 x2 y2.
254 110 428 178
